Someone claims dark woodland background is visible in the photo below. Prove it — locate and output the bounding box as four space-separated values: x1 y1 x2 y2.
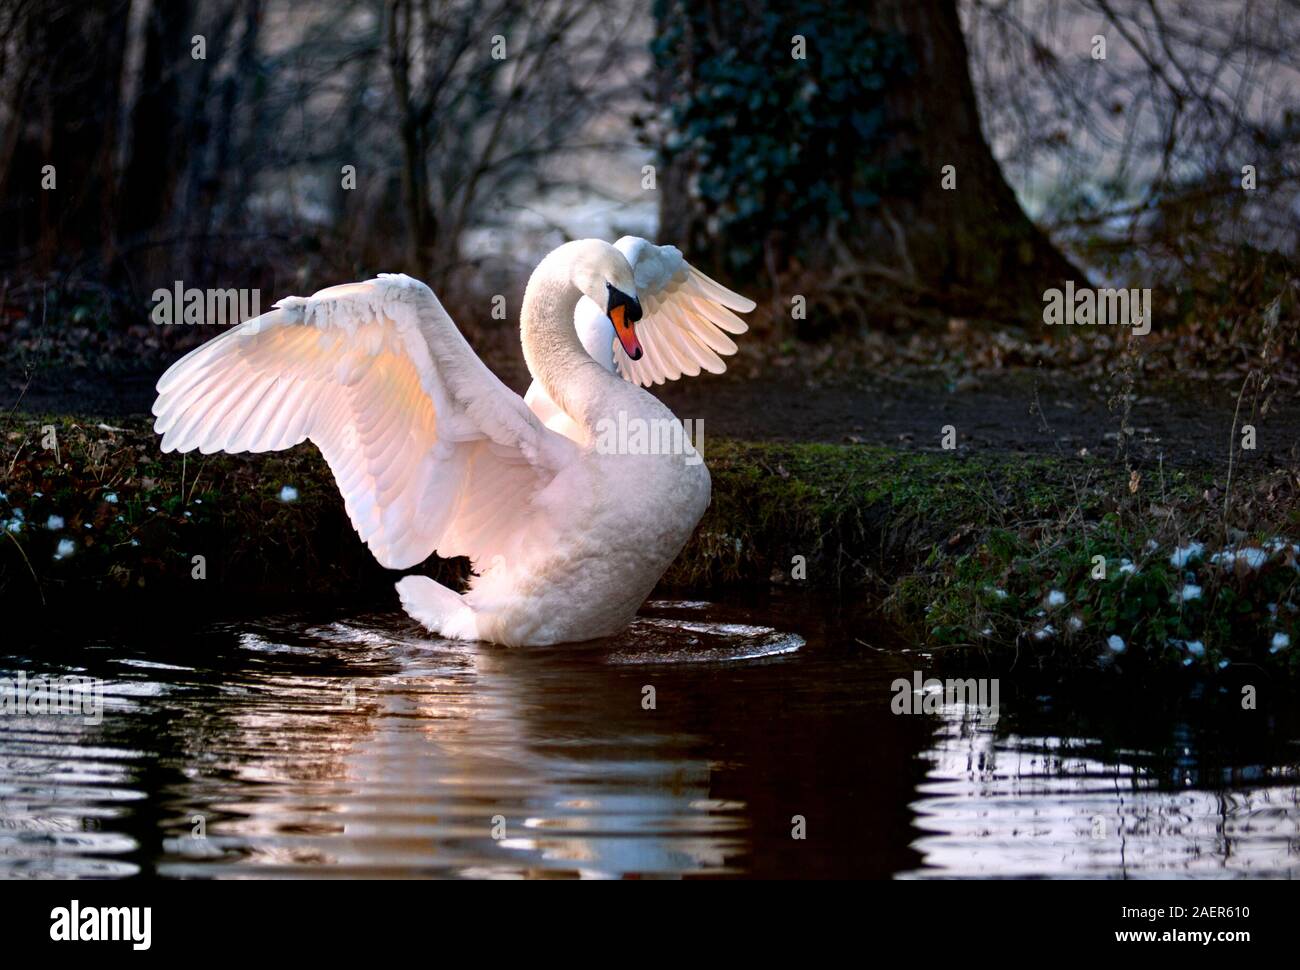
2 0 1300 683
0 0 1297 384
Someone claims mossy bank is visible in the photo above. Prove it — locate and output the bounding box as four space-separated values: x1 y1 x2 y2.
3 415 1298 674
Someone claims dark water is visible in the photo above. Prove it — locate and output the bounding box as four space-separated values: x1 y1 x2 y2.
1 591 1298 879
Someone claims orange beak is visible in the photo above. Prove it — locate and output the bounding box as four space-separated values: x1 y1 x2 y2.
611 304 642 360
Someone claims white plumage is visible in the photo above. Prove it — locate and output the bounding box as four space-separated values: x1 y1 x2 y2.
152 238 754 645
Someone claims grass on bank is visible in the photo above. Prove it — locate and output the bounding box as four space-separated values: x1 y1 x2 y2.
1 415 1297 673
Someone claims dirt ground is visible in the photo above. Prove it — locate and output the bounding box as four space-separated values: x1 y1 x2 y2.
6 360 1297 473
658 369 1300 472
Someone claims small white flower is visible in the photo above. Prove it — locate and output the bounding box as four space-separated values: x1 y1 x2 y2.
1170 543 1203 568
1068 615 1083 632
1237 547 1268 569
1180 584 1202 602
278 485 299 502
45 514 64 530
104 492 118 504
146 505 157 513
129 539 140 547
1271 632 1291 653
1119 558 1137 575
1185 640 1205 657
1034 624 1056 641
1047 590 1066 608
1106 635 1126 654
1212 546 1268 570
3 519 20 533
53 538 75 559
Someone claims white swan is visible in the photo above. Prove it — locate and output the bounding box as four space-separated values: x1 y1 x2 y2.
151 239 755 646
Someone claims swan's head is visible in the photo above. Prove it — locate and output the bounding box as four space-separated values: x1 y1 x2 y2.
566 239 644 360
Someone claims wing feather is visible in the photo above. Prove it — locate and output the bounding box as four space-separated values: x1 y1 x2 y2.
607 236 756 387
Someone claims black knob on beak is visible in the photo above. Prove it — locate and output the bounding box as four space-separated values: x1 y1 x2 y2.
606 283 642 323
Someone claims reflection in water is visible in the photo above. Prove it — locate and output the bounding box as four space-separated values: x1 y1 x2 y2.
1 593 1299 878
906 699 1300 878
1 603 803 879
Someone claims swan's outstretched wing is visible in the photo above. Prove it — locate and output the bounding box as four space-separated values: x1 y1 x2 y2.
152 274 577 570
609 236 755 387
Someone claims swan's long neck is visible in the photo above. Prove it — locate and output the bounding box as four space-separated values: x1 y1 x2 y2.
521 253 620 431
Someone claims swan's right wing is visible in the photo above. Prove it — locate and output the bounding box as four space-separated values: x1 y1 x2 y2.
152 274 577 570
610 236 756 387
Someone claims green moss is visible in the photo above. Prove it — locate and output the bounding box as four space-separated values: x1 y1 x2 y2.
669 438 1110 587
676 439 1298 673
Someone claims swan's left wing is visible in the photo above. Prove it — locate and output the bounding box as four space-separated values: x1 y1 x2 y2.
608 236 755 387
152 274 577 570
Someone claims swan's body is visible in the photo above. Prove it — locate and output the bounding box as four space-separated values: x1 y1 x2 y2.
152 238 753 645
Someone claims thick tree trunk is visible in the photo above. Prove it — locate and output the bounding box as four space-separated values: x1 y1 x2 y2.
866 0 1083 318
655 0 1084 325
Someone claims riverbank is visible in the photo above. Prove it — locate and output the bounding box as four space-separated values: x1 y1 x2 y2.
2 414 1296 673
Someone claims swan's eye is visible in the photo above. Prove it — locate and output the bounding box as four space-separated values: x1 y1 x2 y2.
605 283 642 323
